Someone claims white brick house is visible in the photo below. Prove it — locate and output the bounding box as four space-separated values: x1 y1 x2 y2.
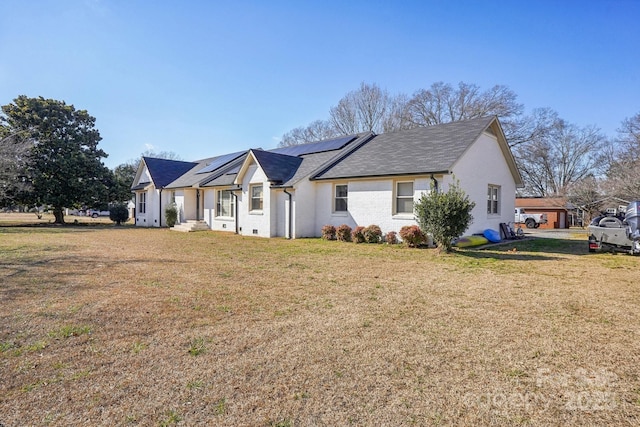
131 116 523 238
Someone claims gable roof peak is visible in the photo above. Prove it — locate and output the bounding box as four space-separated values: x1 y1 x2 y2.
137 157 199 189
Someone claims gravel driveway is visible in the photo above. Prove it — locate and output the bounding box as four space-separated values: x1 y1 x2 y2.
522 227 587 239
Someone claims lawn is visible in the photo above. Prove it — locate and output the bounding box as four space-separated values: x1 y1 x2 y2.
1 221 639 426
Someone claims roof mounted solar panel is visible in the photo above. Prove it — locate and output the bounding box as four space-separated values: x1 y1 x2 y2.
270 135 357 157
196 150 246 174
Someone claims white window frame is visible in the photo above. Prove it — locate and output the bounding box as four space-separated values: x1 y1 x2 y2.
395 181 414 215
334 184 348 212
138 192 146 214
250 184 263 212
487 184 500 215
216 189 235 218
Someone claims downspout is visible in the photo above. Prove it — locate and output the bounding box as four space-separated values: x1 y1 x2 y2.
159 188 163 227
232 193 239 234
283 188 293 239
430 175 439 193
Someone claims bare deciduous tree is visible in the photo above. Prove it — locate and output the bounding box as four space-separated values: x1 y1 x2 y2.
279 81 540 152
329 82 399 135
514 113 606 197
0 131 33 206
405 82 523 128
382 93 412 133
279 82 408 147
279 120 339 146
140 149 183 160
604 112 640 199
569 175 603 220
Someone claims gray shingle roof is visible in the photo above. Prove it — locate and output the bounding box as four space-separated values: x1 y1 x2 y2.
200 156 247 187
164 152 247 189
277 132 375 187
312 116 496 180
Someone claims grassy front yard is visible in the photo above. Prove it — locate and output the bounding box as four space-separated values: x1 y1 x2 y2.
1 224 639 426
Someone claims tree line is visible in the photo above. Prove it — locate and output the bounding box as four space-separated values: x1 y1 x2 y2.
279 81 640 206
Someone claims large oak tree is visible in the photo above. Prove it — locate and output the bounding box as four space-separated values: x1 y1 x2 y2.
1 96 111 223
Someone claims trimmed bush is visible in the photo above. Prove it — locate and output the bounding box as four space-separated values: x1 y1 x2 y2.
165 203 178 228
109 204 129 225
321 225 336 240
399 225 427 247
351 226 366 243
415 180 475 252
363 224 382 243
385 231 398 244
336 224 352 242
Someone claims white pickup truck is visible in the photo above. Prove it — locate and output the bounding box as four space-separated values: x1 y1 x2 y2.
514 208 548 229
86 209 110 218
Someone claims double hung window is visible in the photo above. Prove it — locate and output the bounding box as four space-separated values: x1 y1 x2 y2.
487 185 500 214
334 184 348 212
395 182 414 214
217 190 235 217
250 184 263 211
138 192 146 214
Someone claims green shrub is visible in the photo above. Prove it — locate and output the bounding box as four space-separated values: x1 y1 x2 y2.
109 204 129 225
385 231 398 244
336 224 352 242
363 224 382 243
321 225 336 240
351 226 366 243
399 225 426 247
165 203 178 228
414 180 475 252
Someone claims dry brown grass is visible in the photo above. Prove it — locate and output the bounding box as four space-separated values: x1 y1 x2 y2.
1 221 639 426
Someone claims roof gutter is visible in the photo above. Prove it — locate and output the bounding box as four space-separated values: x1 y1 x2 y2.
311 170 451 181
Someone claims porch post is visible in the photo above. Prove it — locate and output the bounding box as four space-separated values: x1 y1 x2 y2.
196 190 201 221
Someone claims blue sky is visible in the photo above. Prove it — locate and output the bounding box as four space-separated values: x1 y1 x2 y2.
1 0 639 168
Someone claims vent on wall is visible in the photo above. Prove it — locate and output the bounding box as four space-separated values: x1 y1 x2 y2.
222 223 226 228
253 229 258 235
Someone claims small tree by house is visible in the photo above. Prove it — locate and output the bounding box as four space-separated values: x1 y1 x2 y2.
109 204 129 225
165 203 178 228
414 181 475 252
